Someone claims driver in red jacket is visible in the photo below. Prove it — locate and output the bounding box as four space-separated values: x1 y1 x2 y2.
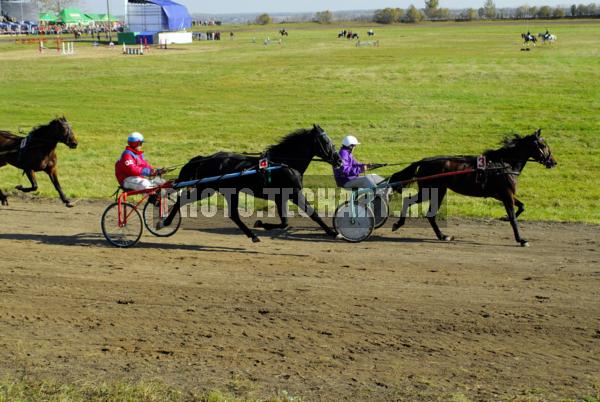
115 132 165 190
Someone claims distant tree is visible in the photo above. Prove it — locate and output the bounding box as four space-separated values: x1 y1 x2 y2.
424 0 440 18
575 4 587 16
570 4 577 15
515 5 530 18
483 0 496 18
374 8 403 23
588 3 599 15
314 10 333 23
436 8 451 19
405 5 425 22
38 0 79 13
255 13 272 25
553 7 566 17
462 8 479 19
537 5 553 17
528 6 538 17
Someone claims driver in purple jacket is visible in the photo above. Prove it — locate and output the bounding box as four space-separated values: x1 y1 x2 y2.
333 135 388 196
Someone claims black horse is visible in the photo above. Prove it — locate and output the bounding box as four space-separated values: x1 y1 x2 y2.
521 32 537 46
161 125 342 242
279 29 288 36
389 130 556 246
0 117 78 207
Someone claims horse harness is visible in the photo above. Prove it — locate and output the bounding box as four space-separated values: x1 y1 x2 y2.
475 155 521 188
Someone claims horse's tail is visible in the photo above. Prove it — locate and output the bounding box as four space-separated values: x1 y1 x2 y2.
388 161 421 192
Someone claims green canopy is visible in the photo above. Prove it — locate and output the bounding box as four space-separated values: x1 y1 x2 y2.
85 13 119 22
57 8 93 24
38 12 57 23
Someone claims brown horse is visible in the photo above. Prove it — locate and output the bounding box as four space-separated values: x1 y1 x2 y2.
0 117 78 207
389 130 557 246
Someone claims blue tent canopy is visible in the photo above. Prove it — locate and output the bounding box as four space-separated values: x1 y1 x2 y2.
130 0 191 31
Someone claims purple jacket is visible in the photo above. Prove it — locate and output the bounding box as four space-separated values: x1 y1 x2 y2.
333 146 365 186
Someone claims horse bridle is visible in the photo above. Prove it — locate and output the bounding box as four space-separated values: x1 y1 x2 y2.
533 138 554 166
315 130 336 162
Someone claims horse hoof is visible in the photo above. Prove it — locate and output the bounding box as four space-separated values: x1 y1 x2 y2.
520 240 530 247
15 185 23 191
253 220 263 228
392 223 399 232
1 200 7 206
65 201 75 208
441 235 454 242
252 237 261 243
335 234 344 240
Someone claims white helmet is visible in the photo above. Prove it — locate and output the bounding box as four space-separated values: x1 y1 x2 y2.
127 132 144 144
342 135 360 147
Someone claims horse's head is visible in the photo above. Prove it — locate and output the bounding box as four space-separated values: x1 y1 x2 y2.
311 124 342 168
526 129 557 168
49 116 78 149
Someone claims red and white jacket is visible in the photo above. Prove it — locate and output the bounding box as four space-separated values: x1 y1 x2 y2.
115 146 154 186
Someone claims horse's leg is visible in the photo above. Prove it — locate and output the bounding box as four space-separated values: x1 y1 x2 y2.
425 187 452 241
290 190 337 238
0 163 7 205
514 198 525 218
226 192 260 242
501 193 528 247
501 197 525 220
44 166 73 207
0 188 7 206
161 187 204 227
254 194 289 230
15 170 38 193
392 189 422 231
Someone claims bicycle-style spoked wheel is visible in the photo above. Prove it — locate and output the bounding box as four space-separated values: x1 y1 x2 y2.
143 191 181 237
101 202 143 248
333 200 375 243
357 193 389 229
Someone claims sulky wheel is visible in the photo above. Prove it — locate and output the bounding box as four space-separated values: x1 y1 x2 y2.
357 193 389 229
143 192 182 237
101 202 143 248
333 200 375 243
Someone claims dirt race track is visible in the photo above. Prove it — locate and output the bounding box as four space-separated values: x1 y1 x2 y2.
1 198 599 401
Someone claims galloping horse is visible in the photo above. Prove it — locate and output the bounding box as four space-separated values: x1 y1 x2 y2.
521 32 537 46
161 125 342 242
279 29 288 36
389 130 556 246
0 117 78 207
538 32 557 44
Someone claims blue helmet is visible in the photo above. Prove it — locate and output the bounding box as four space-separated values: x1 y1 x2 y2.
127 132 144 145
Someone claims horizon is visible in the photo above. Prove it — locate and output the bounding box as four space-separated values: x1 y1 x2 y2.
81 0 582 15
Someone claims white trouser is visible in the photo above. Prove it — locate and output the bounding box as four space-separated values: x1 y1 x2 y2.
343 174 390 199
122 176 166 191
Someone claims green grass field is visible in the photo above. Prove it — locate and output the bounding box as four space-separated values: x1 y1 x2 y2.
0 20 598 222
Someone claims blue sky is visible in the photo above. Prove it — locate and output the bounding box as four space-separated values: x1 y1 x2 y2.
83 0 567 14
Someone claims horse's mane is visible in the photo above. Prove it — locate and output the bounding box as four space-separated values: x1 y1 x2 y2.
483 134 527 159
264 128 310 154
28 117 64 138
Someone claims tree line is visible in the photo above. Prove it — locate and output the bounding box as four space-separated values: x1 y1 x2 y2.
254 3 599 25
372 1 600 22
